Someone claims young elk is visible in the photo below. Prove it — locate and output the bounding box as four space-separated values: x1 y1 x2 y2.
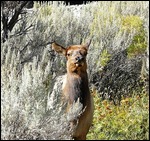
51 41 94 140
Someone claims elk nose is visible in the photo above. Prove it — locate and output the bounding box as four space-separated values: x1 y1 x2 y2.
75 56 83 62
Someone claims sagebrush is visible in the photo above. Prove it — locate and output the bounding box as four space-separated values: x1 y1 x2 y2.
1 1 149 140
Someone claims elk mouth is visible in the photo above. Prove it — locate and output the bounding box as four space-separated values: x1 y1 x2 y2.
74 62 82 67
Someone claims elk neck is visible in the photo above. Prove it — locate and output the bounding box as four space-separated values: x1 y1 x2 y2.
63 71 90 108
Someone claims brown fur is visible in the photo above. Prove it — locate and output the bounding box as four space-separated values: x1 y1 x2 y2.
51 42 94 140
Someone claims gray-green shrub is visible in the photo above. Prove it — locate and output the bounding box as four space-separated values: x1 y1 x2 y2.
1 1 149 140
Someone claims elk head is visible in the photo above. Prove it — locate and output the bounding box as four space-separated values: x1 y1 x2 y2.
51 40 91 75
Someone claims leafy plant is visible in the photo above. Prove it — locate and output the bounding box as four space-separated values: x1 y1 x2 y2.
99 49 111 67
121 15 147 58
127 29 147 58
121 15 143 32
87 89 149 140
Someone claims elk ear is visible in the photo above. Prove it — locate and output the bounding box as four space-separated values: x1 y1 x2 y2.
51 42 66 56
83 39 92 50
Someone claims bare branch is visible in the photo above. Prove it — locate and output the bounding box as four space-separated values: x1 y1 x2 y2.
8 1 28 32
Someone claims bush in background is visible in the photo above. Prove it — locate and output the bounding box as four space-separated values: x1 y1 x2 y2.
87 86 149 140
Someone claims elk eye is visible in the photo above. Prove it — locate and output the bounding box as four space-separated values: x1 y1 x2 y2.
67 53 71 56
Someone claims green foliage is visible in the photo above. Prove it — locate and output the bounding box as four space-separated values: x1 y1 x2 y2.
87 89 149 140
99 49 111 67
121 15 143 32
127 29 147 58
39 4 52 17
89 2 120 37
121 15 147 58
